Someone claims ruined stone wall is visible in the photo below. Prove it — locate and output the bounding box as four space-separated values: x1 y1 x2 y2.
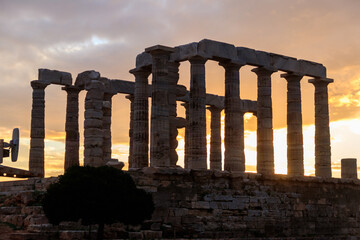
1 171 360 239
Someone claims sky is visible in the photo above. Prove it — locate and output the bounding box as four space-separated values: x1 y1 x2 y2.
0 0 360 180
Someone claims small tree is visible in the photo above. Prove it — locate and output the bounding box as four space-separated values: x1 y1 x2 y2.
42 166 154 240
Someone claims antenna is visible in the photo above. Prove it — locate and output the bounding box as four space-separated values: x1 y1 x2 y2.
0 128 20 164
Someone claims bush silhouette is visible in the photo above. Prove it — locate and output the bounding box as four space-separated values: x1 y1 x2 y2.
42 166 154 239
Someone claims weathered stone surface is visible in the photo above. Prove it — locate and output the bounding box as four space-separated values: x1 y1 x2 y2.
74 70 100 89
341 158 357 179
38 68 72 86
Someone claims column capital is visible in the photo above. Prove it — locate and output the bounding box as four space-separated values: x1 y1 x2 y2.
188 55 207 65
308 77 334 86
281 72 304 82
31 80 49 89
251 66 277 76
206 105 223 113
218 59 245 70
129 67 152 77
181 102 189 108
61 85 82 94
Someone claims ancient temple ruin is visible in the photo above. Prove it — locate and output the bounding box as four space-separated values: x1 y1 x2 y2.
28 39 338 178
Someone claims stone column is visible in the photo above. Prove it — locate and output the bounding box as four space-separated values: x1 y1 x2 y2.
103 92 115 163
62 86 81 171
207 106 222 170
252 66 277 175
29 80 49 177
188 56 208 170
84 80 105 167
220 61 245 172
181 102 190 169
168 61 180 166
130 68 151 168
341 158 357 179
126 94 134 168
145 45 174 167
309 78 334 178
281 73 304 176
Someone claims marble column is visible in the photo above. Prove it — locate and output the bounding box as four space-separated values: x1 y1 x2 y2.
145 45 174 167
220 61 245 172
126 94 134 168
29 80 49 177
309 78 333 178
252 66 276 175
207 106 222 170
181 102 190 169
168 61 180 166
103 92 115 163
188 56 207 170
62 86 81 171
281 73 304 176
130 68 151 168
84 80 105 167
341 158 357 179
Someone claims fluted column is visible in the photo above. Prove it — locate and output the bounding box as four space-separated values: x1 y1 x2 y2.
281 73 304 176
29 80 49 177
181 102 190 169
145 45 174 167
126 94 134 168
103 92 115 163
168 62 180 166
207 106 222 170
220 61 245 172
84 80 105 167
309 78 333 178
130 68 151 168
188 56 207 170
62 86 81 171
252 66 277 175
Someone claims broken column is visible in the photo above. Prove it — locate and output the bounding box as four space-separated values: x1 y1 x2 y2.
126 94 134 168
220 60 245 172
181 102 190 169
130 67 151 168
207 106 222 170
252 66 277 175
168 61 180 166
188 56 208 170
341 158 357 179
29 80 49 177
84 80 105 167
281 73 304 176
62 86 81 171
309 78 333 178
145 45 174 167
103 90 116 163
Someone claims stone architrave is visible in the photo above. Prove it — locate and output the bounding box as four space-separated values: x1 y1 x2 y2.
62 86 81 171
341 158 357 179
309 78 334 178
188 56 208 170
252 66 277 175
84 80 105 167
168 61 180 166
126 94 134 168
130 68 151 168
207 106 222 170
145 45 174 167
102 92 115 163
220 60 245 172
29 80 49 178
281 73 304 176
181 102 190 169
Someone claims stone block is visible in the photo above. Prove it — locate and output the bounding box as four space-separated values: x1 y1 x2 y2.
59 230 85 240
255 50 271 67
38 68 72 86
75 70 100 88
128 232 143 239
172 42 199 61
237 47 258 65
84 119 103 128
135 52 152 69
142 230 162 239
198 39 237 61
299 59 326 78
84 109 103 120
